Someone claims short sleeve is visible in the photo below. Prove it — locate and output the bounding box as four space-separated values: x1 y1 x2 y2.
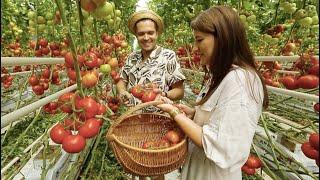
201 103 257 171
165 51 186 86
199 69 263 171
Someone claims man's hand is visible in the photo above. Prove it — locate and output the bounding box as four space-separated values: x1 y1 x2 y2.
118 90 133 104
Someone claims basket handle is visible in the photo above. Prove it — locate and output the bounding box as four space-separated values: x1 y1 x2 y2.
106 101 163 141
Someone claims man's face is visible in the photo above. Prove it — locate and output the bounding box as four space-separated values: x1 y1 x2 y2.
135 19 158 52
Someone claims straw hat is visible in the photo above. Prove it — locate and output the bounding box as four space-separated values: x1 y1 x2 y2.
128 10 164 35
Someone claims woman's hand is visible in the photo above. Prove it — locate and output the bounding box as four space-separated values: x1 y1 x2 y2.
156 103 176 113
155 94 173 104
175 104 195 119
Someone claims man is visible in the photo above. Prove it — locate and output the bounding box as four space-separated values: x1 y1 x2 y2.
117 10 185 107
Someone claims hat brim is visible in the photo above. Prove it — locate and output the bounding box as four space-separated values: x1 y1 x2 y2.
128 10 164 35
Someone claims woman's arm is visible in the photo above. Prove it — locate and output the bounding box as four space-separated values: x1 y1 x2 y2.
174 113 203 147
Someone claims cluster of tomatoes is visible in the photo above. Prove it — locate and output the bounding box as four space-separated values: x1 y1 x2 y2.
130 83 159 103
301 133 319 166
7 41 23 56
241 154 262 176
49 92 107 153
176 45 201 69
43 101 59 114
28 67 61 95
279 55 319 90
106 96 121 113
142 130 182 150
31 38 65 57
1 74 14 89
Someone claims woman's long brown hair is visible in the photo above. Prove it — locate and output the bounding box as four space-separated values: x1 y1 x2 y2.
191 6 269 108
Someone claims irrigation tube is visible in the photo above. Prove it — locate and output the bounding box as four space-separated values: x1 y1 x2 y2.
1 71 33 77
267 86 319 102
1 84 77 129
1 57 64 67
255 56 319 62
263 112 314 134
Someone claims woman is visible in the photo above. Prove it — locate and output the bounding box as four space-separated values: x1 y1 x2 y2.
156 6 268 180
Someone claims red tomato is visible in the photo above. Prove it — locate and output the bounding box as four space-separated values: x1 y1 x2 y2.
108 58 118 68
38 38 48 47
157 139 170 148
278 76 298 90
245 155 262 169
78 118 101 138
297 75 319 89
309 133 319 151
84 51 99 68
308 64 319 77
75 97 99 119
62 134 86 153
32 85 44 95
42 69 51 79
50 124 71 144
131 85 145 98
142 141 157 149
28 75 39 86
301 142 319 159
97 104 107 115
67 68 77 81
64 52 74 68
141 91 157 103
241 165 256 175
41 47 50 55
58 92 75 113
80 0 97 12
164 130 180 144
263 78 274 86
314 103 320 112
82 72 98 88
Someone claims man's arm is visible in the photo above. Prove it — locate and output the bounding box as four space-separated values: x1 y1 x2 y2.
116 79 128 94
167 80 184 101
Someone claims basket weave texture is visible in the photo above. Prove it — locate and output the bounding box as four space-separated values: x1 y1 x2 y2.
106 101 188 176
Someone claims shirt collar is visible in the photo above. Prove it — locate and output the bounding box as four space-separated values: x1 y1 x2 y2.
138 45 161 61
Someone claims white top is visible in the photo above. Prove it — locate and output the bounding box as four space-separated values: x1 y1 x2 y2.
181 66 264 180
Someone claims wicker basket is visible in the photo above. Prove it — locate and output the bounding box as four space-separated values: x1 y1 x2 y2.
106 101 188 176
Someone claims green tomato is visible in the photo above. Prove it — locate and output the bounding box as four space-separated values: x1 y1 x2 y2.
239 15 247 23
270 38 279 44
299 17 313 27
45 12 54 20
47 20 54 26
294 9 306 20
100 64 112 74
38 24 46 32
247 15 256 23
37 16 46 24
115 10 121 17
27 11 36 19
29 20 36 27
312 16 318 25
107 19 114 26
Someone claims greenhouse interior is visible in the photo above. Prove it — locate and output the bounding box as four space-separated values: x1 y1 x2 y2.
1 0 319 179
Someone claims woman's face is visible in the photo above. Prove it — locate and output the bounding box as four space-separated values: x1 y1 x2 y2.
193 30 215 66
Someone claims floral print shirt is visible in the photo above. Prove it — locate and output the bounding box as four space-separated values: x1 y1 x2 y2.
120 46 186 108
